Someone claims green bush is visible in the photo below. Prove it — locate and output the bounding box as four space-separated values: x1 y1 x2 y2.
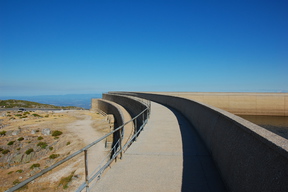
18 137 24 141
8 171 14 174
25 148 34 155
13 179 20 185
38 136 44 140
32 114 42 117
59 171 75 189
66 141 71 145
37 142 48 149
2 149 10 154
7 141 15 145
0 147 3 151
16 169 23 173
0 131 6 136
52 130 63 137
49 146 53 151
30 163 40 169
49 154 60 159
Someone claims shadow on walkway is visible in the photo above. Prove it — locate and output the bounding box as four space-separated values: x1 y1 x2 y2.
166 106 227 192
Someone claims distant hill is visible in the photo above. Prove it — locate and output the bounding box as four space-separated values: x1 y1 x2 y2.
0 94 102 109
0 99 84 110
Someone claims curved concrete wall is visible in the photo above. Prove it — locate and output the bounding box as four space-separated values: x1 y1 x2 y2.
118 92 288 192
103 93 148 134
91 99 134 152
91 98 124 128
144 92 288 116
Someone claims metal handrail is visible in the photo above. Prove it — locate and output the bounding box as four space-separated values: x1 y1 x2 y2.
5 99 151 192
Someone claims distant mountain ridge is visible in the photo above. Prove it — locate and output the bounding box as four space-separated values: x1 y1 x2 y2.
0 99 84 110
0 94 102 109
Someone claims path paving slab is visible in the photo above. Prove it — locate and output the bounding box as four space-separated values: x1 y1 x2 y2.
92 102 226 192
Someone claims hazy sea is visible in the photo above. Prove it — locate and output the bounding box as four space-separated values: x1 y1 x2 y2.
240 115 288 140
0 94 102 109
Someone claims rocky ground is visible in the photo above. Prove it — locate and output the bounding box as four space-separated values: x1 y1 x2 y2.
0 109 111 191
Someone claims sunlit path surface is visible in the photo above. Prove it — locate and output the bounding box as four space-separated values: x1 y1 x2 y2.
92 102 226 192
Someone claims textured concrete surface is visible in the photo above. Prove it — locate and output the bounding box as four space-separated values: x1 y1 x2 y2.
92 102 226 192
91 99 134 145
118 92 288 192
146 92 288 116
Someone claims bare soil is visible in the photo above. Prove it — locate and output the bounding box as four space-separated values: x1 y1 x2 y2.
0 109 111 191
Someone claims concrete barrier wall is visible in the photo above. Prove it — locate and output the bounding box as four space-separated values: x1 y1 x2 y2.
119 92 288 192
91 99 124 128
145 92 288 116
103 93 148 133
91 99 135 154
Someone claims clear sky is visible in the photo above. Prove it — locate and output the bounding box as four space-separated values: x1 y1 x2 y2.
1 0 287 96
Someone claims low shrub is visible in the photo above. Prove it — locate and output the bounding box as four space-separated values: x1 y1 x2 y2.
2 149 10 154
8 171 14 174
32 114 42 117
49 154 60 159
66 141 71 145
18 137 24 141
13 179 20 185
0 147 3 151
7 141 15 145
49 146 53 151
38 136 44 140
30 163 40 169
16 169 23 173
23 112 30 115
59 171 75 189
37 142 47 149
0 130 6 136
25 148 34 155
52 130 63 137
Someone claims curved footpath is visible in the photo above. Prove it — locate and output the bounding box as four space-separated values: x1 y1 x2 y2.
92 102 227 192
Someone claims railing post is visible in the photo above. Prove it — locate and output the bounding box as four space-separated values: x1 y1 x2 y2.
84 149 89 192
119 127 123 159
142 113 145 129
134 118 137 141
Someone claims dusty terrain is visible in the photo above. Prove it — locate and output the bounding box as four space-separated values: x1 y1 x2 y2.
0 109 111 191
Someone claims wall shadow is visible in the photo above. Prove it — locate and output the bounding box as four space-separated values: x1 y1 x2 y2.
165 106 227 192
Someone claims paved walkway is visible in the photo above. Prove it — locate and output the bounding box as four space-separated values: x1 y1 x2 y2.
92 102 227 192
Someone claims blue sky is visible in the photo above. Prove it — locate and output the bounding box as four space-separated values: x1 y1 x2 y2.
1 0 287 96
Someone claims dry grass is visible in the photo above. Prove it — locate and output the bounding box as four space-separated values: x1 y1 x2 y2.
0 109 110 191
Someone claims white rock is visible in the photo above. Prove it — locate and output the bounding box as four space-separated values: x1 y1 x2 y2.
42 128 51 135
